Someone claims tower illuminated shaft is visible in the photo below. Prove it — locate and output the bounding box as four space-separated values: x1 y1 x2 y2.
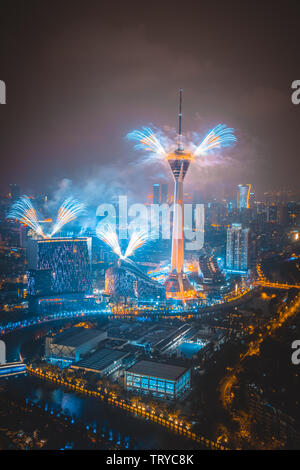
168 89 192 274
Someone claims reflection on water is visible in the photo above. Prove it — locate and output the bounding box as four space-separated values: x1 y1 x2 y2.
7 375 196 450
3 323 198 450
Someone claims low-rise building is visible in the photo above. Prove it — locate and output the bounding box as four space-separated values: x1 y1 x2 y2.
125 360 191 399
71 347 129 376
45 327 107 365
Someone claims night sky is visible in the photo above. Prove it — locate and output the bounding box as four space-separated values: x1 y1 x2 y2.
0 0 300 200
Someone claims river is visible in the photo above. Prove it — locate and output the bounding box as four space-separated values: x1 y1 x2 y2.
2 322 199 450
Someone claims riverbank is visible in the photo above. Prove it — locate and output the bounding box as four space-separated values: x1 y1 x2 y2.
27 364 227 450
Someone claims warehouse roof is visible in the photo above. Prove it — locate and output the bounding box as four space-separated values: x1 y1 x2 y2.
126 360 188 381
71 348 128 373
53 328 104 348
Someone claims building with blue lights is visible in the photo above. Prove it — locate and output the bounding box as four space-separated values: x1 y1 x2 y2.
226 223 249 272
125 360 191 399
37 237 92 294
45 327 107 366
237 184 251 209
37 293 98 314
0 362 26 378
27 237 93 312
105 259 166 302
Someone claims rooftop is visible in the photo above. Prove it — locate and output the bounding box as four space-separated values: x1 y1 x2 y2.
72 348 128 372
53 328 104 348
126 360 188 381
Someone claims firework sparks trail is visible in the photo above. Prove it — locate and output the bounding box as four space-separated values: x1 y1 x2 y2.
96 222 123 258
124 229 149 259
96 223 149 260
191 124 237 157
127 124 236 162
126 127 167 160
7 196 46 238
50 197 86 237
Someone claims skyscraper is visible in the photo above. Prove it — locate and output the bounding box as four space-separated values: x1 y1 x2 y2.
160 183 168 204
226 223 249 272
237 184 251 209
153 184 160 204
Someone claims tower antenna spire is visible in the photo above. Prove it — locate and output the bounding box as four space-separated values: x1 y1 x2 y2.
178 88 183 150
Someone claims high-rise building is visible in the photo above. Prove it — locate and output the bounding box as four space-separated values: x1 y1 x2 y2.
267 205 278 223
37 237 92 294
226 223 249 272
153 184 160 204
160 183 168 204
237 184 251 209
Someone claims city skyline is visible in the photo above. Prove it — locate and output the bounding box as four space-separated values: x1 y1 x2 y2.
1 0 300 455
0 1 300 198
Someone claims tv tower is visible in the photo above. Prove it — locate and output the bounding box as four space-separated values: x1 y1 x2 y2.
164 89 195 299
127 89 237 301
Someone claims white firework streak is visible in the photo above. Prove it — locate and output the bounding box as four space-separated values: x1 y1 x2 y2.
96 222 123 258
127 127 167 160
7 196 45 238
124 229 149 259
192 124 237 157
50 197 86 237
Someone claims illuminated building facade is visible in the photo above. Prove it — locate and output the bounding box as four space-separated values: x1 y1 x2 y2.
0 339 26 378
237 184 251 209
105 259 165 301
199 250 224 285
45 327 106 366
37 293 98 314
0 362 26 378
226 223 249 272
26 268 52 296
161 183 168 204
125 360 191 399
37 237 92 294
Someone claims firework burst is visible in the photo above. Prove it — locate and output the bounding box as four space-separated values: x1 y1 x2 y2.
191 124 237 157
96 222 123 258
127 124 236 162
7 196 46 238
96 223 149 260
50 197 86 237
126 127 167 161
124 228 149 259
